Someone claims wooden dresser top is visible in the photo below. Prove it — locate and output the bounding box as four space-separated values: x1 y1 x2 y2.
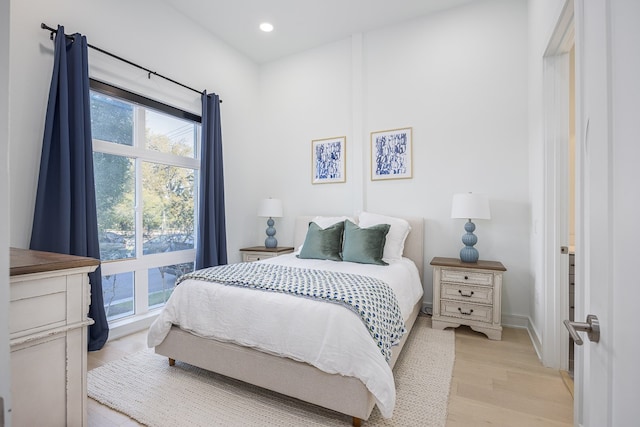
10 247 100 276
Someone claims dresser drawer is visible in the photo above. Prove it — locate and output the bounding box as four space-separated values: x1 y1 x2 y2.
440 300 493 324
441 282 493 304
441 269 493 286
10 276 67 335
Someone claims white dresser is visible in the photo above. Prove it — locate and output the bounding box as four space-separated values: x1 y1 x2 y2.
9 248 99 427
431 257 506 340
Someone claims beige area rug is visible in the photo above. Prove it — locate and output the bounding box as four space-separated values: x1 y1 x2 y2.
88 317 455 426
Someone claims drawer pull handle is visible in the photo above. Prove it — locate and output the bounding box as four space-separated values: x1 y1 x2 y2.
464 275 469 280
458 290 474 297
458 307 474 315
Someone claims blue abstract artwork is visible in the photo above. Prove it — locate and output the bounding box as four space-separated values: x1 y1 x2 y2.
312 137 346 184
371 128 412 180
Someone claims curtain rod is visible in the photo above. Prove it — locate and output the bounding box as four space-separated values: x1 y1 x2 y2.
41 23 222 103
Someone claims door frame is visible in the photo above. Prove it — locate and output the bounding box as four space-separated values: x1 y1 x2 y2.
541 0 574 370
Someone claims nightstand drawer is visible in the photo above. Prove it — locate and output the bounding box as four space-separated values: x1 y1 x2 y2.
440 300 493 324
441 269 493 286
240 246 295 263
242 253 276 262
441 282 493 304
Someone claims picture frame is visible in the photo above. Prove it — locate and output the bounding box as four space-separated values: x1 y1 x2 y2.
370 127 413 181
311 136 346 184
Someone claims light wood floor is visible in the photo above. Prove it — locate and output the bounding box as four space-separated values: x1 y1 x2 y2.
447 325 573 426
87 322 574 426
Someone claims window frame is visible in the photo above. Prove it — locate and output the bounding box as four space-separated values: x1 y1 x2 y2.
90 79 201 327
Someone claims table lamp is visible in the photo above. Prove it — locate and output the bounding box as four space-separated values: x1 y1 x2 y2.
258 198 283 248
451 192 491 263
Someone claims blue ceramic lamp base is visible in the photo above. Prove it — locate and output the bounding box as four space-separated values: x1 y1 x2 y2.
459 220 479 263
265 217 277 248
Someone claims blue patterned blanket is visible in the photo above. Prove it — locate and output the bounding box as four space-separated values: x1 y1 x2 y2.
176 262 406 362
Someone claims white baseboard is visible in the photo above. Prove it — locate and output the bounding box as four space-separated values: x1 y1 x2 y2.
501 313 529 329
526 319 543 361
501 314 543 361
106 312 159 342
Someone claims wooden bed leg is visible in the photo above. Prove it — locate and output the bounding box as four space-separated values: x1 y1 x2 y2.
168 358 175 366
352 417 362 427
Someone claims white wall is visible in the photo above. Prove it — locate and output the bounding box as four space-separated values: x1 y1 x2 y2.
7 0 550 330
366 0 530 318
257 0 530 321
256 38 356 245
1 0 12 423
8 0 260 263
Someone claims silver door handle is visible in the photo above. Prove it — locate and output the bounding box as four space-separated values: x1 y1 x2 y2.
563 314 600 345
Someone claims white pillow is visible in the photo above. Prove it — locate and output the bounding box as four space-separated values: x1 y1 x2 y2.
358 212 411 260
311 215 354 229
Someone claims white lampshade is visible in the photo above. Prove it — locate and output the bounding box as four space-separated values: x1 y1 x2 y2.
451 193 491 220
257 198 283 218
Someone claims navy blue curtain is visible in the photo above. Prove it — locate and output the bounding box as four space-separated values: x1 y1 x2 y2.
30 26 109 351
196 92 228 269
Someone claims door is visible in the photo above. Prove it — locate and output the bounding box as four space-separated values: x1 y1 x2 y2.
573 0 640 425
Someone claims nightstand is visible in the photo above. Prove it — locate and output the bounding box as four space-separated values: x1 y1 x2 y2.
239 246 295 262
430 257 506 340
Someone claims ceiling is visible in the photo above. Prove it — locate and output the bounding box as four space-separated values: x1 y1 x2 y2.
163 0 477 64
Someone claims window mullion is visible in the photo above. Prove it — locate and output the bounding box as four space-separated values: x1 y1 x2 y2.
134 105 146 313
134 106 145 262
135 270 149 316
136 107 146 151
93 139 198 170
134 157 144 259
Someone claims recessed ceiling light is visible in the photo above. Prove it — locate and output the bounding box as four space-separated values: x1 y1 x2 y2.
259 22 274 33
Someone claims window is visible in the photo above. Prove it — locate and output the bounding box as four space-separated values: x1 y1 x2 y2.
90 80 200 323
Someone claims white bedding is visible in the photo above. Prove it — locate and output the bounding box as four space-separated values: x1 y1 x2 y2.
147 254 423 418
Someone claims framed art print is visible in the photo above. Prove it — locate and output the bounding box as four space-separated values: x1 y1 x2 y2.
370 127 413 180
311 136 346 184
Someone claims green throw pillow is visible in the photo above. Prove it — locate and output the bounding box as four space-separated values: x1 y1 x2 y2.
342 220 390 265
297 221 344 261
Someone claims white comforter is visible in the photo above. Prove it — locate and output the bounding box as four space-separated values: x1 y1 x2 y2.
147 254 423 418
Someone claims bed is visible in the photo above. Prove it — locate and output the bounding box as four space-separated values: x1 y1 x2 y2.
148 214 424 426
